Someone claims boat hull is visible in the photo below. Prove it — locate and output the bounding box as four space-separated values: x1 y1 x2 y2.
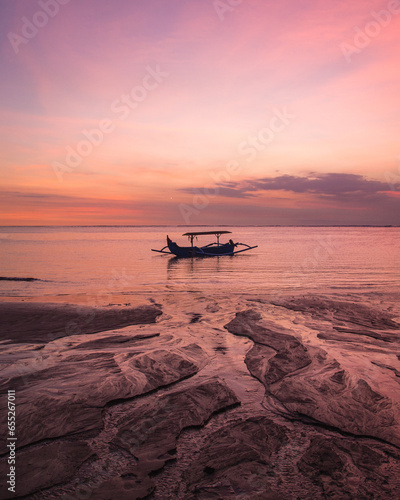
167 241 235 258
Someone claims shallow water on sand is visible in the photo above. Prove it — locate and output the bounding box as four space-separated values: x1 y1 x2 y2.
1 226 399 299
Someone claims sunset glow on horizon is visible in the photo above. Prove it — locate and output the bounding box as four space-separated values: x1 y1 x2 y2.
1 0 400 225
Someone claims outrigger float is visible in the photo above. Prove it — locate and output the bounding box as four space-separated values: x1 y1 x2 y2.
151 231 257 258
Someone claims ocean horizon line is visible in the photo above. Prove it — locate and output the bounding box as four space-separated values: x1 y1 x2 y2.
0 224 399 229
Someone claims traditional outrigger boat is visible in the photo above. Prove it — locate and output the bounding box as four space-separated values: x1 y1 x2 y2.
151 231 257 258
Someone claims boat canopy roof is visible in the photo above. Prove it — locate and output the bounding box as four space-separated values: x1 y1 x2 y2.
182 231 232 237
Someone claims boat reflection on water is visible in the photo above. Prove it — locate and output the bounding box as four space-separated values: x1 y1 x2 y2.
166 254 227 272
166 253 228 290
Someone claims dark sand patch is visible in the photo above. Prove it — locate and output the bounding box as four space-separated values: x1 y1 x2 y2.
70 332 160 349
0 441 93 499
272 296 400 330
0 277 41 282
0 301 162 343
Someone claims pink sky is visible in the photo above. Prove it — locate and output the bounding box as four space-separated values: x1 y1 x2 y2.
1 0 399 225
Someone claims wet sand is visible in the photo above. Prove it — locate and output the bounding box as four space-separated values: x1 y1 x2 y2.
1 292 400 499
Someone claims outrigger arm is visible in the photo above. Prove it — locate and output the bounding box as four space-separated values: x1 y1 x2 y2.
231 243 258 254
151 245 172 254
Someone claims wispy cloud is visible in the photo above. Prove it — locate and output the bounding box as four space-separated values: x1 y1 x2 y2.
181 184 255 199
203 173 396 200
179 172 400 225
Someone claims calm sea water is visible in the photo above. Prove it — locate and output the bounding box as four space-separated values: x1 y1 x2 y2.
0 226 399 298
